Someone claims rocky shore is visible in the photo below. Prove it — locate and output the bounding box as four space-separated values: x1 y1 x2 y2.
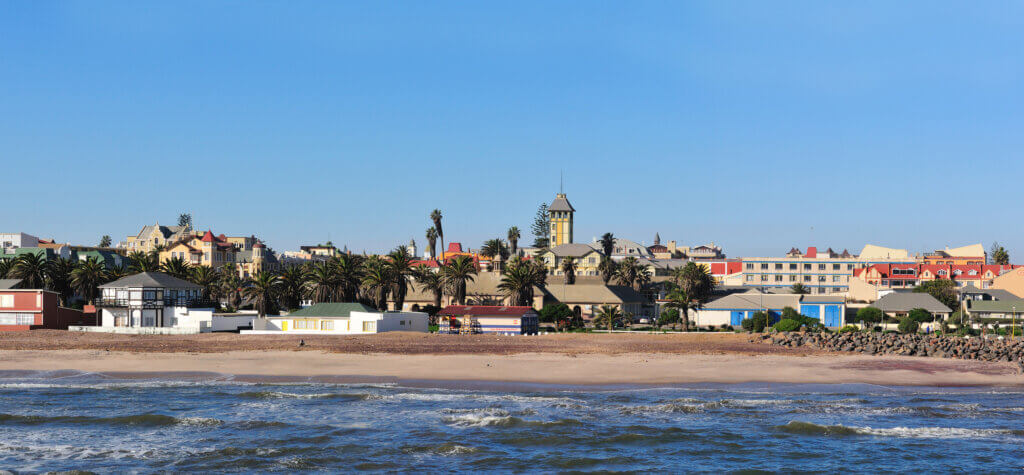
760 331 1024 368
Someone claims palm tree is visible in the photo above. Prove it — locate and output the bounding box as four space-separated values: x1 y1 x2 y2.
277 265 306 310
480 239 507 272
334 254 365 302
791 283 810 294
561 257 578 285
219 263 243 309
0 258 13 279
387 246 415 311
442 255 477 305
189 265 221 301
615 257 643 289
593 305 624 331
426 227 438 259
666 262 717 332
10 253 48 289
498 258 546 306
430 209 445 262
361 256 393 310
507 227 521 258
304 260 338 304
599 257 617 285
71 257 108 304
413 265 444 307
160 256 191 279
599 232 615 257
46 258 77 305
107 263 130 282
244 271 280 317
128 251 159 272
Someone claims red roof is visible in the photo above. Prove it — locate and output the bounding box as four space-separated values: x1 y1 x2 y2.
447 242 464 253
805 247 817 258
200 230 216 242
438 305 537 317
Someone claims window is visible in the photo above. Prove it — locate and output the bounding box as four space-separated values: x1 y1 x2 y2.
774 275 783 282
760 275 768 281
832 264 840 270
818 276 827 282
803 264 811 271
0 313 34 325
321 320 334 330
804 276 811 282
789 275 797 282
833 287 843 293
143 290 156 300
746 263 754 270
0 295 12 308
847 264 854 270
818 264 826 270
775 264 783 270
399 320 406 325
746 275 755 282
833 276 842 282
760 263 769 270
789 264 797 270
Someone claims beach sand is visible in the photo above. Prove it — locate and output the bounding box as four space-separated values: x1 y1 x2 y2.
1 349 1021 387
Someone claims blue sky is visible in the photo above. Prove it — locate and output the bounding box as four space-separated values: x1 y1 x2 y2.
3 2 1023 258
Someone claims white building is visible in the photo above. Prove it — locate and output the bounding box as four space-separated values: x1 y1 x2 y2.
0 233 40 255
244 303 428 335
79 272 216 334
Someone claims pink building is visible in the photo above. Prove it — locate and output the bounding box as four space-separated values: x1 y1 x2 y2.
0 289 93 331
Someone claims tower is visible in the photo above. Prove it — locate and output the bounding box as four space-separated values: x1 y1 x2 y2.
548 193 575 246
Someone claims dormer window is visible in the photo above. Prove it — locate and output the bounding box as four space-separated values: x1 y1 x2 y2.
937 270 947 276
969 270 977 276
953 269 962 276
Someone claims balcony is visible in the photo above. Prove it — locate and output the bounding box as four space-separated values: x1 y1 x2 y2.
93 298 217 309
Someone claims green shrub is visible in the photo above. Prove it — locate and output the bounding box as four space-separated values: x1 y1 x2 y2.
897 317 919 334
908 308 933 323
773 319 802 332
856 307 884 324
741 312 769 332
838 325 859 333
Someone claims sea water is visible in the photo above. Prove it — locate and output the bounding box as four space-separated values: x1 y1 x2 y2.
0 371 1022 472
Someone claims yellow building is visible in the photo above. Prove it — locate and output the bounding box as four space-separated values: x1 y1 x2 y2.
124 223 195 253
548 193 575 246
161 230 239 267
538 243 602 277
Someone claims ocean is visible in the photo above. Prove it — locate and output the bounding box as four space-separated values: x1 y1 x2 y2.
0 371 1022 473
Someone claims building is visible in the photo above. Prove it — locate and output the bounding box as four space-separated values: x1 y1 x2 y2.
437 305 539 335
124 223 194 253
686 243 725 260
548 193 575 246
962 300 1024 326
922 244 986 266
990 267 1024 298
588 237 651 260
236 241 279 278
0 284 92 331
870 292 952 321
247 303 428 334
741 246 918 295
87 272 215 334
538 281 646 321
160 230 238 267
0 232 40 255
539 243 602 276
692 292 846 328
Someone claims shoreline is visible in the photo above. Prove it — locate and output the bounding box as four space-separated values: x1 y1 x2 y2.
2 350 1022 388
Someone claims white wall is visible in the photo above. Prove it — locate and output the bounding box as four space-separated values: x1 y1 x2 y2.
212 315 255 332
167 306 214 332
691 309 734 327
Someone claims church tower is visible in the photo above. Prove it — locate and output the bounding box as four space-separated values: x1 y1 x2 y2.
548 193 575 246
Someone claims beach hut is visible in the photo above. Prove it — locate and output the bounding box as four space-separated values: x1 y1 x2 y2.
437 306 539 335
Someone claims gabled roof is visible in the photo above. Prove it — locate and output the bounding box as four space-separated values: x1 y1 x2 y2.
438 305 537 317
965 300 1024 314
288 302 376 317
540 282 645 304
549 243 599 258
548 194 575 212
99 272 201 289
873 292 951 313
0 279 21 290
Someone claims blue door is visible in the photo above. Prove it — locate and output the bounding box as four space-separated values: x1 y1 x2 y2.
730 311 745 326
800 305 820 320
823 305 842 327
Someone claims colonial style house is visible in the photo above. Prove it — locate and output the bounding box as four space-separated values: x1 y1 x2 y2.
90 272 215 334
124 223 194 253
539 243 602 277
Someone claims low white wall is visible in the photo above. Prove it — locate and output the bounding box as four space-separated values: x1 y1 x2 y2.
691 309 734 327
212 315 255 332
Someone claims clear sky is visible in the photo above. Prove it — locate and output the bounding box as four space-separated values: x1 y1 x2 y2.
3 2 1023 258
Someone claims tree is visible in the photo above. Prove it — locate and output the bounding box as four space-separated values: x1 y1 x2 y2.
657 308 680 329
430 209 445 262
71 257 108 304
791 283 810 294
244 271 280 317
425 227 438 259
160 256 191 279
10 253 48 289
413 265 444 308
387 246 415 311
333 254 364 302
855 306 884 324
908 307 934 323
219 263 243 309
46 258 77 306
531 203 550 248
741 311 770 332
361 256 393 310
441 256 478 305
480 239 508 272
913 280 958 311
898 317 919 334
178 213 193 228
593 305 625 331
106 264 129 282
598 257 617 285
128 251 159 273
189 265 221 302
539 303 573 330
615 257 648 290
0 258 13 279
599 233 615 257
498 258 546 306
665 262 718 332
98 235 112 248
277 266 305 310
561 257 577 285
507 227 521 258
990 242 1010 265
305 260 338 304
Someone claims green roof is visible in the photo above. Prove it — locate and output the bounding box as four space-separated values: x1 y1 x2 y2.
965 300 1024 314
288 303 376 317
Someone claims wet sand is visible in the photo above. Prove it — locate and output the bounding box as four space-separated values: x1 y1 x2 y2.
1 350 1021 387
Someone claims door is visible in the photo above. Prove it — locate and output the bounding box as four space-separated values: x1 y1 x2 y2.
281 321 288 331
823 305 842 327
730 311 745 326
800 305 820 320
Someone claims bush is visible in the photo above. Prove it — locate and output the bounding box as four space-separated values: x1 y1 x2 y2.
428 324 439 333
539 303 572 324
540 326 557 333
898 317 919 334
716 325 734 332
657 308 680 328
773 319 802 332
908 308 933 323
781 307 802 320
856 307 884 324
741 312 770 332
838 325 859 333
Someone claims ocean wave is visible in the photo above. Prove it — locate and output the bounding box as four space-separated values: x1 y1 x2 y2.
0 413 222 427
777 420 1024 439
441 409 581 429
402 442 480 456
235 390 381 401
